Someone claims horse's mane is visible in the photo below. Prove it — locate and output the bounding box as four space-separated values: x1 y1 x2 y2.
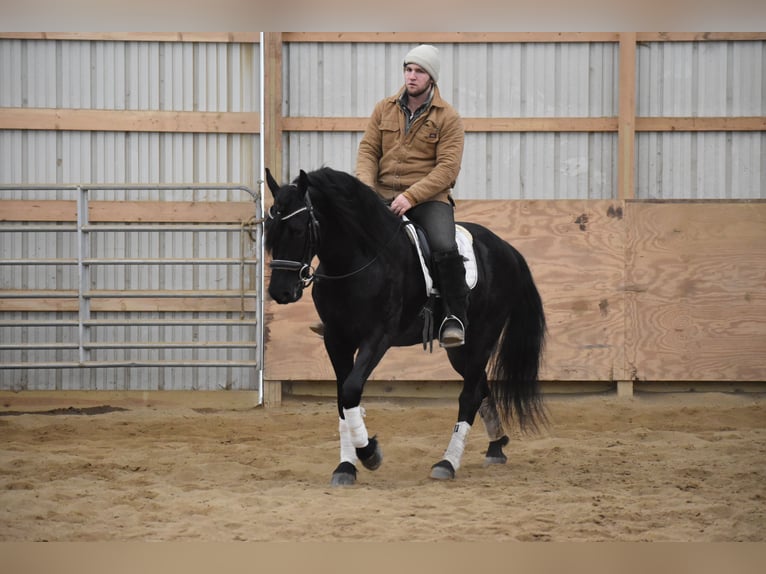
305 167 399 252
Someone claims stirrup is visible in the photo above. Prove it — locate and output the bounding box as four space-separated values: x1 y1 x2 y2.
438 315 465 348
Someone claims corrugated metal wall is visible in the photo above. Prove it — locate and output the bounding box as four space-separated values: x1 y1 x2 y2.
283 41 620 200
283 39 763 201
2 35 764 393
0 38 262 392
636 40 765 199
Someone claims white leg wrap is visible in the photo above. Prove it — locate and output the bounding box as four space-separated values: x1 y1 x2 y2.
479 397 506 441
342 406 369 449
338 418 359 465
442 421 471 471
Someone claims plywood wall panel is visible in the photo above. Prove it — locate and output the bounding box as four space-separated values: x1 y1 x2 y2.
264 199 627 383
625 202 766 381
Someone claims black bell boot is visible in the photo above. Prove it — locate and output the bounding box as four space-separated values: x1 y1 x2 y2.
433 249 469 348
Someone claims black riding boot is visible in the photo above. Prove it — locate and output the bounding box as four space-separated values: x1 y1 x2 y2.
433 249 469 348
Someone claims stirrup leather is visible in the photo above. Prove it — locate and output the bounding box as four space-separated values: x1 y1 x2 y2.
438 315 465 348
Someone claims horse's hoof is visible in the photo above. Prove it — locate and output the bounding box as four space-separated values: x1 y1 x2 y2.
330 462 357 486
484 455 508 465
357 436 383 471
484 435 509 465
430 460 456 480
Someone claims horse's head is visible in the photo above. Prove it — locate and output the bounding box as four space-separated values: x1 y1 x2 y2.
264 168 319 304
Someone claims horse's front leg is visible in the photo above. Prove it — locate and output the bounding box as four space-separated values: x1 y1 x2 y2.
323 334 359 486
331 408 362 486
327 333 389 486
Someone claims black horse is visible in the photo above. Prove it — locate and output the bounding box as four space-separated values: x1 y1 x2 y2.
265 167 546 485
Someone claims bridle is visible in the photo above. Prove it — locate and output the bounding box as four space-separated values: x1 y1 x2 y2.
268 189 321 287
268 189 403 288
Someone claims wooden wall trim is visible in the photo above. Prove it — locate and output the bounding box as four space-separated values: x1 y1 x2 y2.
263 32 283 183
281 32 621 43
0 200 255 223
282 117 620 132
5 111 759 135
0 33 259 43
636 117 766 132
282 32 766 44
281 116 766 133
3 32 762 44
618 32 637 201
0 108 259 134
0 297 255 313
636 32 766 42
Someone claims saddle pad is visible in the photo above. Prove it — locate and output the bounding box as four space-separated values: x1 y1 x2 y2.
456 225 478 289
403 219 478 298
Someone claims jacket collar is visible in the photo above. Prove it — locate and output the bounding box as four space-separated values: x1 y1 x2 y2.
390 84 445 109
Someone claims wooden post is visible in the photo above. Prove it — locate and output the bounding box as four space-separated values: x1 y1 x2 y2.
261 381 283 408
262 33 283 406
617 381 634 398
618 32 636 201
262 32 283 196
617 33 636 398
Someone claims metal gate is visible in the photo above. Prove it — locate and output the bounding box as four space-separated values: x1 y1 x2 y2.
0 183 264 398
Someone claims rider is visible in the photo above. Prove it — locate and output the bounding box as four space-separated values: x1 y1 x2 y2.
312 44 469 347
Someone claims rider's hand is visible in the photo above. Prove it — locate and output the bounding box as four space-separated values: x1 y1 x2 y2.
390 194 412 216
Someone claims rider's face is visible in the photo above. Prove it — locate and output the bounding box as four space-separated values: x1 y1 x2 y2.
403 63 433 98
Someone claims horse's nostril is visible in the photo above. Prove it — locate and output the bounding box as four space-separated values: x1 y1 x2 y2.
268 285 302 305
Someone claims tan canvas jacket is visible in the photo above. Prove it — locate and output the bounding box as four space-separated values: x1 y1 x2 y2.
355 85 464 206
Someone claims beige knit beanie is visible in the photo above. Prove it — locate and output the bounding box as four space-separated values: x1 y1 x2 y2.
403 44 440 83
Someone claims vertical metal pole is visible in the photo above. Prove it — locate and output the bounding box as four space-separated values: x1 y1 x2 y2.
76 186 91 365
257 31 266 406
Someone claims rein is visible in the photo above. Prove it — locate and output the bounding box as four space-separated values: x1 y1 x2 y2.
268 190 403 287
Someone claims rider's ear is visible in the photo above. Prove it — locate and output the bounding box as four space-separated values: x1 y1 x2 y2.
265 168 280 198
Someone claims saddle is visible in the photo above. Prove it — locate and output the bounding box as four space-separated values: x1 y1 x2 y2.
401 216 478 298
401 217 478 352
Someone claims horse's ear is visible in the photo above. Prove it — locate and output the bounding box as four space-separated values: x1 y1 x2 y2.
297 169 309 194
264 168 280 198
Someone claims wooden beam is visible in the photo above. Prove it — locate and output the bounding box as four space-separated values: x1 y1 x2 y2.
466 117 618 132
283 380 616 399
0 200 76 221
0 108 259 134
281 117 368 132
282 32 621 43
0 390 263 411
0 33 260 43
282 116 619 133
263 32 283 190
0 297 256 313
3 32 762 45
4 111 758 139
618 32 637 201
88 201 256 223
636 116 766 132
8 32 761 44
0 200 255 223
636 32 766 42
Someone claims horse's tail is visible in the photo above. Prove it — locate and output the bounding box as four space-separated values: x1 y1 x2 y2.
488 247 547 432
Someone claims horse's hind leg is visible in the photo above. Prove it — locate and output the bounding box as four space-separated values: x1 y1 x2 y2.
430 353 486 480
479 396 510 465
431 350 508 479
